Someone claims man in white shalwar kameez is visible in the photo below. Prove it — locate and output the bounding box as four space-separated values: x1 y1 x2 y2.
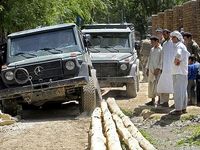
170 31 190 115
145 36 162 105
157 29 174 107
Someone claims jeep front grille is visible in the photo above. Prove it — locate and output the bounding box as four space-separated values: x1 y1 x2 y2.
93 63 130 78
15 60 63 84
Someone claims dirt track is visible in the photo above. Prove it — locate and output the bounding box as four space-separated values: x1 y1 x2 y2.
0 82 200 150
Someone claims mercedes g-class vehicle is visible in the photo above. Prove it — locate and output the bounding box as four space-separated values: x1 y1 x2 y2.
82 24 140 98
0 23 97 116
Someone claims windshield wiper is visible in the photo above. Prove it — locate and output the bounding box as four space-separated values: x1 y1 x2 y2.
88 47 100 53
14 52 37 58
102 46 119 52
38 47 63 54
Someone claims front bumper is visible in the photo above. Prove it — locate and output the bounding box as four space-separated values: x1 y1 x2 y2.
98 76 135 87
0 76 88 100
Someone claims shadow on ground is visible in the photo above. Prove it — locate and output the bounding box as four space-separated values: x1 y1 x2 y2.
102 89 130 100
21 102 80 122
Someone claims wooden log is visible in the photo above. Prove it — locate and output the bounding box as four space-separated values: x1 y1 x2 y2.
107 98 157 150
101 100 122 150
90 107 106 150
112 114 143 150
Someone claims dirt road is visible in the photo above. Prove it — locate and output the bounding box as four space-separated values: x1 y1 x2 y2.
0 82 200 150
0 103 90 150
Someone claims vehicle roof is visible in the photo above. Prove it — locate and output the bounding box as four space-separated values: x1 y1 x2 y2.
82 28 132 33
8 23 76 38
82 23 134 30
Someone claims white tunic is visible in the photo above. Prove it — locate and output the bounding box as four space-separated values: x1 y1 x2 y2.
172 41 190 75
146 45 162 82
157 39 174 93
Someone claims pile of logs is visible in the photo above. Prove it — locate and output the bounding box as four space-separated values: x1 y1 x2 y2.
172 5 183 31
164 9 173 31
183 0 198 42
89 98 157 150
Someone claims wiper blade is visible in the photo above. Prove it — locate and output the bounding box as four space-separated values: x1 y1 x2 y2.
39 47 63 54
14 52 37 58
102 46 119 52
88 48 100 53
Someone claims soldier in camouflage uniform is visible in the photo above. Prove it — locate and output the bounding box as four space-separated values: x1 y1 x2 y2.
140 34 152 82
183 32 200 62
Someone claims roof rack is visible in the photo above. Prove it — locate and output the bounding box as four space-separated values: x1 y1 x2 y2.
82 23 134 30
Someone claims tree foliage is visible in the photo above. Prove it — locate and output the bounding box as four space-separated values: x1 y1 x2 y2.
0 0 190 43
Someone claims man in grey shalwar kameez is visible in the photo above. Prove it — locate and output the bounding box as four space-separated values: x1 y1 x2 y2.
170 31 190 115
145 36 162 105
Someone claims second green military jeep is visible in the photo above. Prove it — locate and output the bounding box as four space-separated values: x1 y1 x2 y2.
82 24 140 98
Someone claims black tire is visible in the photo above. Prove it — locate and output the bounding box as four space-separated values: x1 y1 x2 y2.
2 99 18 116
126 82 137 98
81 77 96 113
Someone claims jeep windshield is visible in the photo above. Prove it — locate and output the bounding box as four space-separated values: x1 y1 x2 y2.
86 32 130 53
9 28 81 61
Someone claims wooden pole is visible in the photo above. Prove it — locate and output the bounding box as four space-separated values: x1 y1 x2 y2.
101 100 122 150
107 98 157 150
90 107 106 150
112 114 143 150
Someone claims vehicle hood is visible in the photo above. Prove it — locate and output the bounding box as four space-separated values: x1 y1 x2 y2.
90 53 132 62
8 52 82 67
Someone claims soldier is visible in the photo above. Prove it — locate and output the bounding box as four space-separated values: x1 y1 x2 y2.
140 34 152 82
183 32 200 62
145 36 162 106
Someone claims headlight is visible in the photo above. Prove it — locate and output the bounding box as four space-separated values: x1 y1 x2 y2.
120 64 128 70
65 61 75 70
5 71 14 81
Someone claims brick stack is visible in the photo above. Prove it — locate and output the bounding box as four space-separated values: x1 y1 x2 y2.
173 5 183 31
151 14 158 35
183 0 198 43
157 12 164 29
196 0 200 45
164 9 173 31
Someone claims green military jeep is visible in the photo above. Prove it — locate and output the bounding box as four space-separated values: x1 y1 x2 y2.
82 24 140 98
0 24 97 116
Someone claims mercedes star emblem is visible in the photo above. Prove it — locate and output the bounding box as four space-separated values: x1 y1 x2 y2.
34 66 44 76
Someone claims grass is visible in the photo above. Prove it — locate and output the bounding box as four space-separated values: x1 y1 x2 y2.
180 114 196 121
140 129 158 145
177 125 200 146
120 108 133 117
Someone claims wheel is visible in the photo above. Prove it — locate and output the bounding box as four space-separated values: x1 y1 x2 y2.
80 77 96 113
126 82 137 98
2 99 18 116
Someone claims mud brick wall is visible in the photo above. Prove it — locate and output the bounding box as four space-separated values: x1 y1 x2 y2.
183 0 199 44
196 0 200 45
151 14 158 35
157 12 164 29
164 9 173 31
173 5 183 31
